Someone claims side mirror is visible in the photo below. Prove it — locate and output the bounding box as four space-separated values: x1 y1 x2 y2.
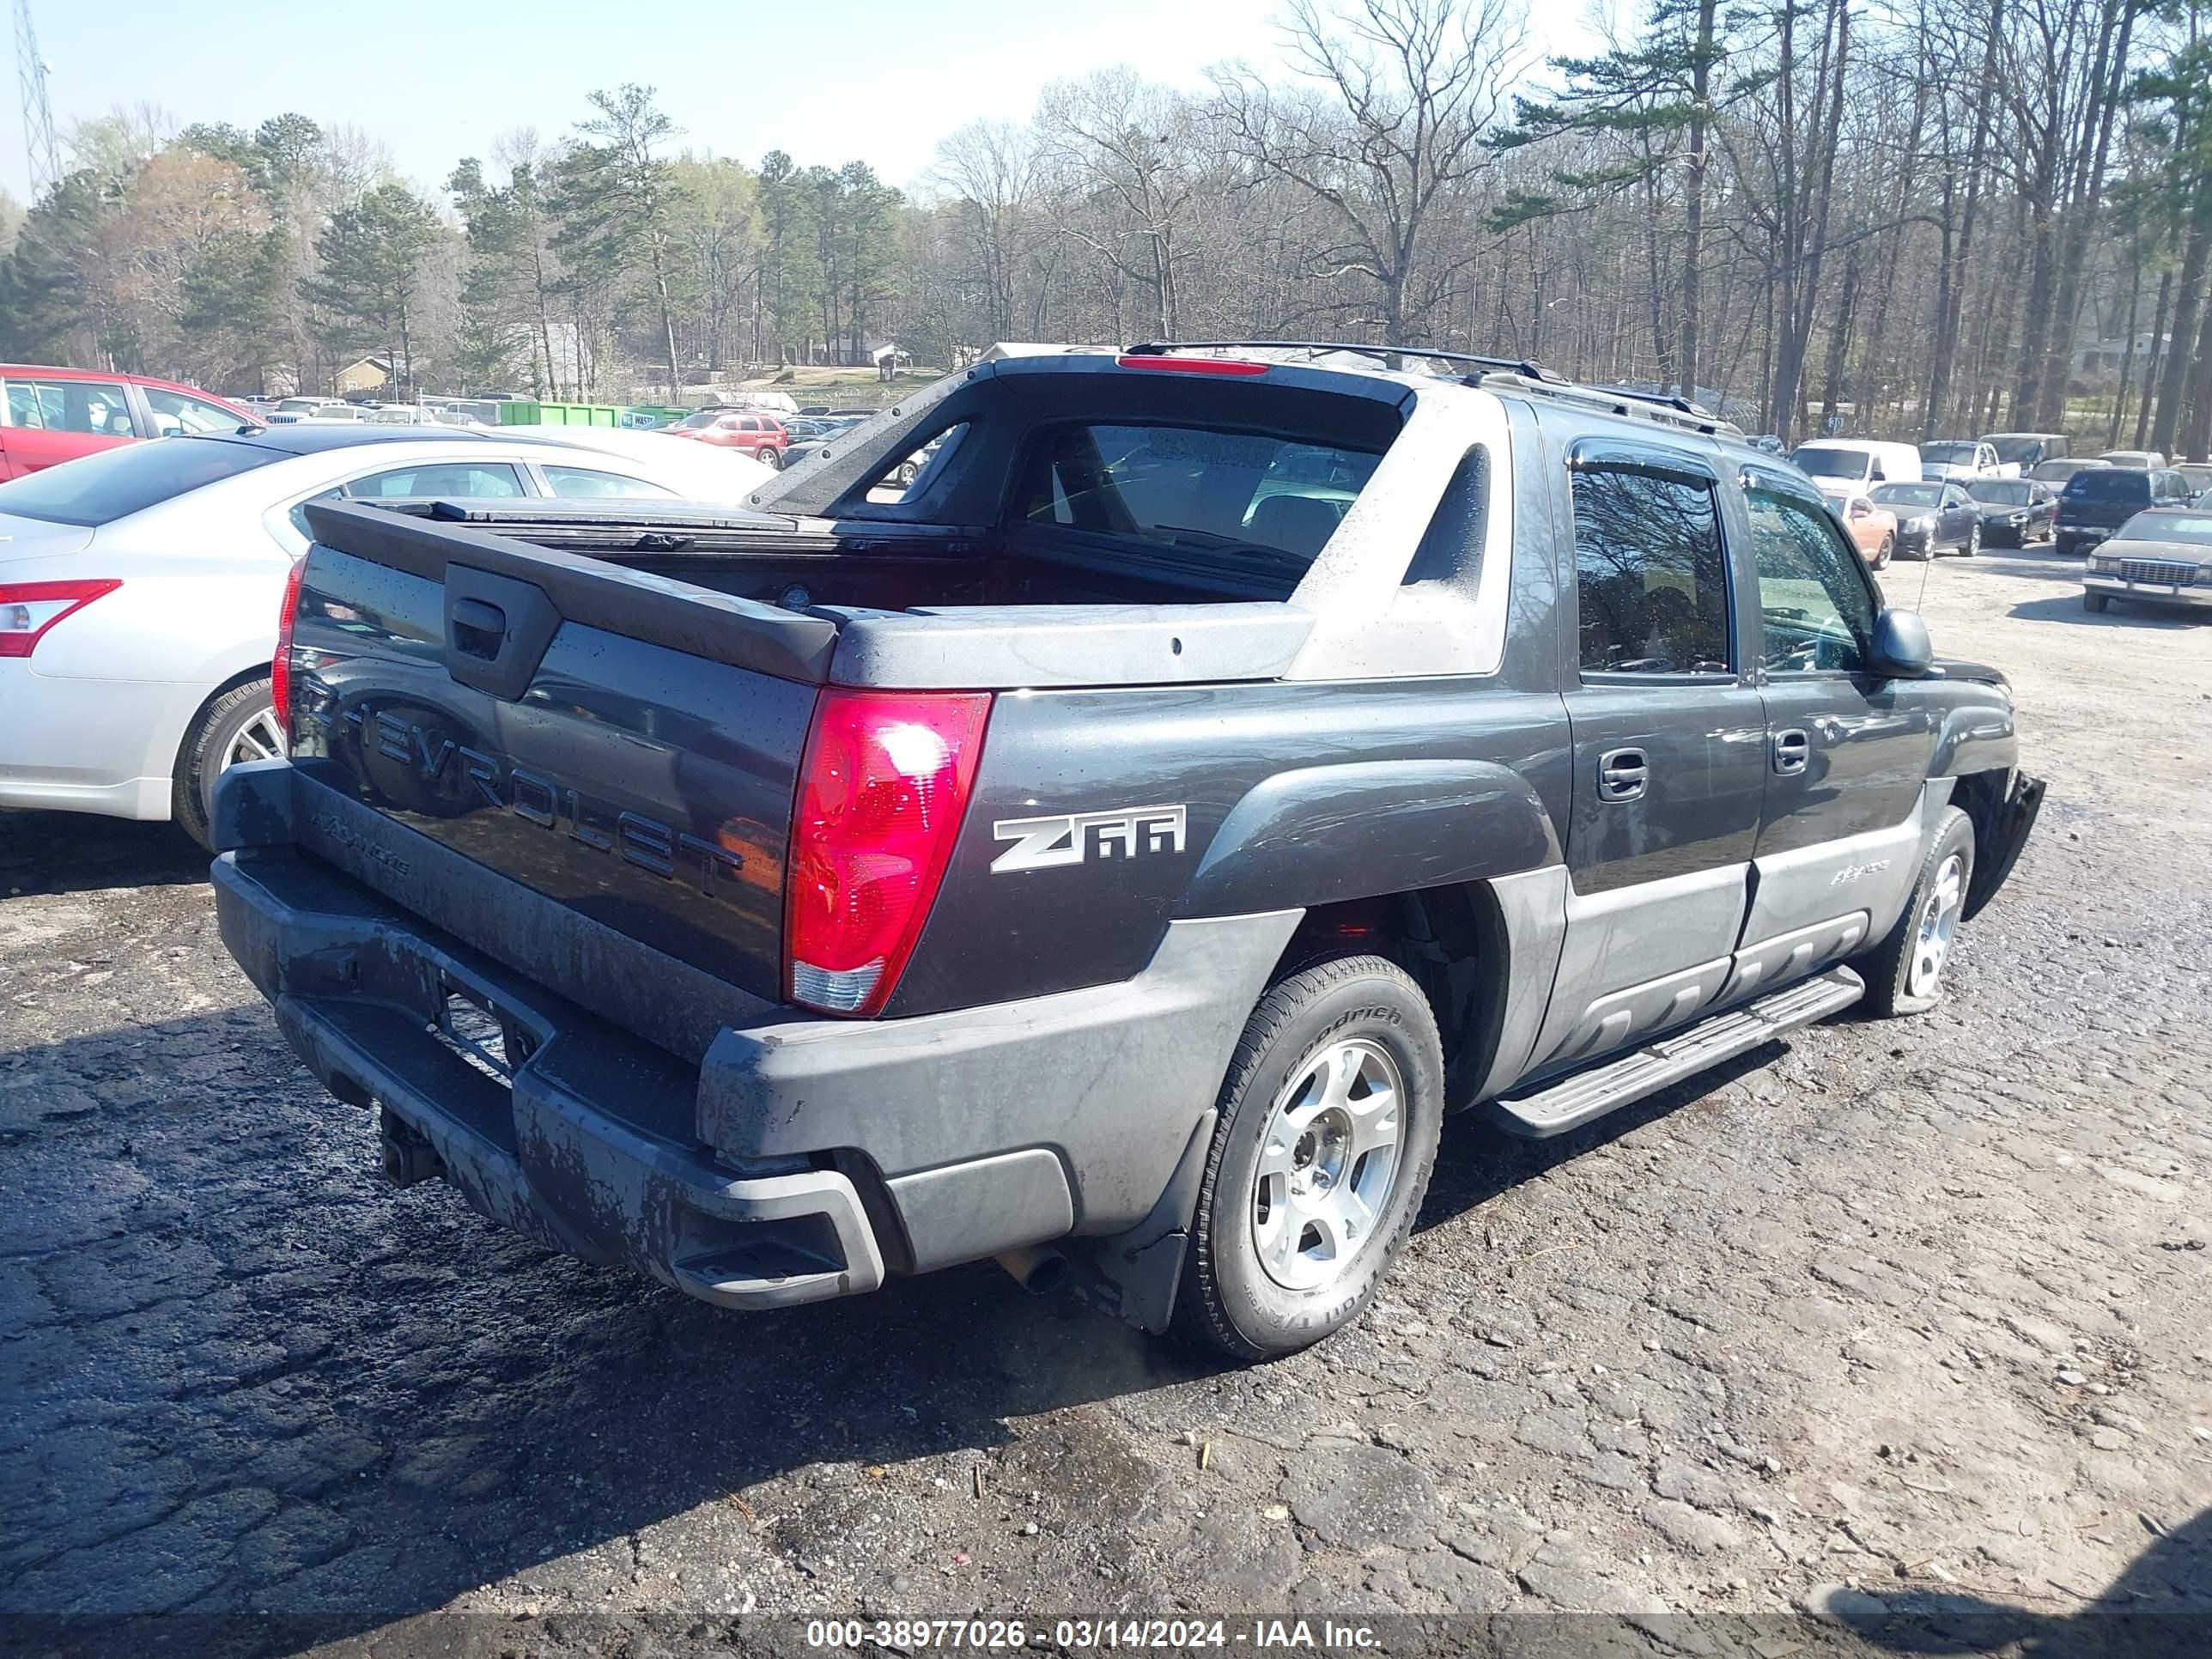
1871 607 1934 678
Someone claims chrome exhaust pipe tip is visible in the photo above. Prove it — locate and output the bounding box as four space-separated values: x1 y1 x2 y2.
995 1245 1071 1296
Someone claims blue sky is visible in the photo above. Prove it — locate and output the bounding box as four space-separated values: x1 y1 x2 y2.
5 0 1599 203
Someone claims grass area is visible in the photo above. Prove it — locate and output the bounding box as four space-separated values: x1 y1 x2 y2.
732 366 948 410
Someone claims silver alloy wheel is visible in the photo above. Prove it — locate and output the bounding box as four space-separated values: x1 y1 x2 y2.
1908 852 1966 1000
1250 1036 1403 1291
225 704 285 771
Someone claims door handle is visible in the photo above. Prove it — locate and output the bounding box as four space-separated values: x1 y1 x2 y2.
1597 746 1649 802
1771 728 1810 775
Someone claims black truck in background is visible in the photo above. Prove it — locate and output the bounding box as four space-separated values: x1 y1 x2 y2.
210 344 2043 1358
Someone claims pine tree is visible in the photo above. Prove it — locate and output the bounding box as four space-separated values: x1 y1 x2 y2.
301 182 441 394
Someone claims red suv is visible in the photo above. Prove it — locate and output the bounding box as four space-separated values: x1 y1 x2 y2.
0 365 253 481
666 407 789 468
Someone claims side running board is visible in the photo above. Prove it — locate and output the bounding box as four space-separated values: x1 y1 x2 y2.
1489 966 1865 1139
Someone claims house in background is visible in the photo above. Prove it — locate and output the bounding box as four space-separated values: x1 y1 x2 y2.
334 355 392 397
871 341 913 380
2075 332 2167 381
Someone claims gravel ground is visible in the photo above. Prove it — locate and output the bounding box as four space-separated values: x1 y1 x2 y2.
3 545 2209 1658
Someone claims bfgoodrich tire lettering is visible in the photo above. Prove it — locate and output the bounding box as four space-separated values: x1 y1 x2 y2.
1174 955 1443 1360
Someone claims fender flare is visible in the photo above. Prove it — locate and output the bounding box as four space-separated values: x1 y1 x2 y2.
1172 758 1562 920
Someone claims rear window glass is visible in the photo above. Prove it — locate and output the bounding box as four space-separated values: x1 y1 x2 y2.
2065 471 2151 501
1921 442 1978 463
1017 423 1383 565
1988 436 2045 464
1791 446 1869 479
0 435 277 526
1873 483 1942 509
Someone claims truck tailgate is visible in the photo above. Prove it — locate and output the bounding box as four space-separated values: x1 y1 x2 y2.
284 501 835 1009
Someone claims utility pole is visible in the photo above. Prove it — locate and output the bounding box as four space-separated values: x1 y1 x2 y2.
12 0 58 201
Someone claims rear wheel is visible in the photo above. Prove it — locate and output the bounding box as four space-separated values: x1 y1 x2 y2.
757 447 782 471
1873 534 1893 570
1174 955 1443 1360
173 676 280 852
1961 524 1981 556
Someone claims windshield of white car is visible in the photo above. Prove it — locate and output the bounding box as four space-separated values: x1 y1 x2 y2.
1968 481 2032 504
1986 436 2043 463
0 436 280 526
1873 483 1942 508
1921 443 1978 463
1790 447 1868 478
2118 512 2212 545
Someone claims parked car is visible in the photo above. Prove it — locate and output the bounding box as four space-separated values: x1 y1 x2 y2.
1790 439 1923 491
209 346 2040 1358
2080 507 2212 617
0 364 252 480
1919 440 2014 482
667 407 790 467
2097 449 2167 470
1829 489 1899 568
2054 465 2195 556
2026 457 2106 486
1965 477 2058 546
1981 431 2070 471
2176 462 2212 494
1872 479 1982 557
0 424 757 848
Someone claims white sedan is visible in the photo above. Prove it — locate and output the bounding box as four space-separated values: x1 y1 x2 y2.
0 424 767 847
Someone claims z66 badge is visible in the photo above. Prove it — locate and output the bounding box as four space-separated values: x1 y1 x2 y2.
989 805 1188 874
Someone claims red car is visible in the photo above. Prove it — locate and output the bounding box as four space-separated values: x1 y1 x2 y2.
666 407 789 468
0 365 253 481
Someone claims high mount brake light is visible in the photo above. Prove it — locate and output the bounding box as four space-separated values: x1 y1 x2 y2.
785 690 991 1018
1114 355 1270 376
0 580 121 659
270 557 306 738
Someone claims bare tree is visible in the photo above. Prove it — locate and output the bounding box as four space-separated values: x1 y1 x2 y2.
1212 0 1528 344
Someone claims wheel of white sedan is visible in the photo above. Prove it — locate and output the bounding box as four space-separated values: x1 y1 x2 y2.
173 677 279 852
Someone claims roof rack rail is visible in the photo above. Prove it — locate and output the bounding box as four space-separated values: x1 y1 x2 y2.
1121 338 1566 384
1475 372 1741 439
1117 339 1742 438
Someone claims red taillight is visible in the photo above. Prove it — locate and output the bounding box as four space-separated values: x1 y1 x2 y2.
785 690 991 1017
270 556 306 738
1115 354 1270 376
0 580 121 659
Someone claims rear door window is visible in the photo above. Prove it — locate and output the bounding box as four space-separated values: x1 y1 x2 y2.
540 465 677 500
1016 422 1382 564
24 380 140 437
343 461 526 499
1570 465 1732 675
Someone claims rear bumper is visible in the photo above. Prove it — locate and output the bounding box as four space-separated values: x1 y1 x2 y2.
214 847 886 1310
211 762 1297 1317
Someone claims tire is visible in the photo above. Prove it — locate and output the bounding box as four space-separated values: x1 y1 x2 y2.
757 447 782 471
1854 806 1975 1018
2084 591 2111 613
1174 955 1444 1360
1961 524 1980 556
173 676 281 852
1873 534 1893 571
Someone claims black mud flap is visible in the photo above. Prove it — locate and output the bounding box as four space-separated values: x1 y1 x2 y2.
1964 771 2045 921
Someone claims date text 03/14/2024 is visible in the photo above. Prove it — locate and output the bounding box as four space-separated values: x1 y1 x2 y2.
804 1620 1381 1650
